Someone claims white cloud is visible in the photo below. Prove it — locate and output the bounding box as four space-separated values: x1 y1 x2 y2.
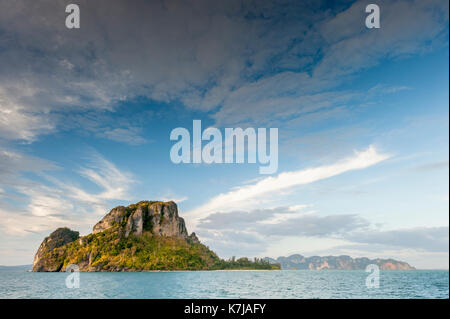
0 148 58 186
25 189 74 218
0 0 447 142
346 226 449 253
187 145 390 228
0 206 72 236
314 0 449 79
0 87 54 142
211 0 449 126
99 128 148 145
78 155 134 201
0 149 134 235
259 205 314 225
34 154 135 216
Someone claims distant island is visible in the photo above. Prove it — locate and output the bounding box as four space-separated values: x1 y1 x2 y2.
32 201 279 272
264 254 415 270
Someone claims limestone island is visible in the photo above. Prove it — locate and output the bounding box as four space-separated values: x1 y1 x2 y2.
32 201 280 272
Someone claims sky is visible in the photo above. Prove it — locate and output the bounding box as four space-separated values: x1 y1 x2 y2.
0 0 448 269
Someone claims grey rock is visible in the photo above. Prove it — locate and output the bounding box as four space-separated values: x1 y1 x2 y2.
32 227 79 272
93 201 188 239
125 206 144 237
93 206 127 234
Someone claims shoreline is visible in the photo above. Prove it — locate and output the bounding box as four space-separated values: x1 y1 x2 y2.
25 268 441 273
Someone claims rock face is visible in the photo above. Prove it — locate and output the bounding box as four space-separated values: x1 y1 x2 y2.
92 206 127 234
265 254 415 270
32 228 79 272
93 201 189 238
32 201 210 272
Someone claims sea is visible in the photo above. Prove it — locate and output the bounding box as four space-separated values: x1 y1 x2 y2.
0 267 448 299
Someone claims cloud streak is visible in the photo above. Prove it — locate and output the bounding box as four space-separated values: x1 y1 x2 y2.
346 227 449 253
187 145 390 227
0 148 134 235
198 207 368 237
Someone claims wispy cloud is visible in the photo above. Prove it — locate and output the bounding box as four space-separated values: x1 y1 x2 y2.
0 205 74 236
77 154 134 201
187 145 390 227
0 86 55 142
413 160 449 172
368 84 412 95
198 206 367 236
346 227 449 253
0 149 134 235
99 128 148 145
0 149 58 185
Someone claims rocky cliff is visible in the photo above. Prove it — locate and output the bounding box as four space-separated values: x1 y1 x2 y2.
264 254 415 270
92 201 189 238
33 227 80 272
32 201 277 272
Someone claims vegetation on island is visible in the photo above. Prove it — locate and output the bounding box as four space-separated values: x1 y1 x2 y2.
38 227 279 271
33 201 281 272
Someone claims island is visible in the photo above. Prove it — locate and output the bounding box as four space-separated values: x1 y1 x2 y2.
32 201 280 272
32 200 414 272
265 254 415 270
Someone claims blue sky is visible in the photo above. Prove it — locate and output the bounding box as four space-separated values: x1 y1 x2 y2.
0 0 448 268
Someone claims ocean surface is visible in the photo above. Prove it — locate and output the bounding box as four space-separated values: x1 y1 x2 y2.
0 267 448 299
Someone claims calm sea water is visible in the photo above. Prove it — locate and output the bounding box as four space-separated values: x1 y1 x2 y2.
0 268 448 299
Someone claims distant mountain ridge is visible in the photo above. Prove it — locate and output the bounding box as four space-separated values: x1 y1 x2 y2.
265 254 415 270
